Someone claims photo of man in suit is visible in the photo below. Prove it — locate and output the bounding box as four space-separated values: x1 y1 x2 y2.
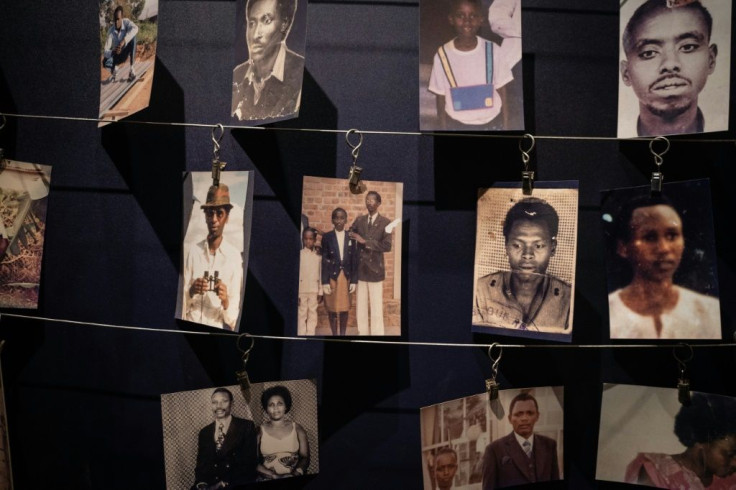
481 392 560 489
349 191 393 336
192 388 258 490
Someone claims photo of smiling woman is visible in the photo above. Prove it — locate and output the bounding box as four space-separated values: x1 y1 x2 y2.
617 0 732 138
601 179 721 339
230 0 308 124
472 183 578 342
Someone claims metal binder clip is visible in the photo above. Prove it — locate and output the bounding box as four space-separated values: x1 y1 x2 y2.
486 343 503 402
346 129 366 194
236 334 255 404
674 343 693 406
519 134 535 195
211 124 227 187
649 136 669 195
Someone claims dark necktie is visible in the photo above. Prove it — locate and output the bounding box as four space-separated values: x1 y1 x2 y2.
216 423 225 451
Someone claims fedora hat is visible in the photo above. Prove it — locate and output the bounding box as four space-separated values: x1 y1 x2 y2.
200 184 234 210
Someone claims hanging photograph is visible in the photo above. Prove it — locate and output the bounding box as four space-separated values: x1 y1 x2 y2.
419 0 524 131
0 343 13 490
299 176 403 336
175 171 254 332
601 179 721 339
420 386 563 489
162 379 319 489
98 0 158 126
597 384 736 488
617 0 732 137
0 160 52 309
472 183 578 341
230 0 308 124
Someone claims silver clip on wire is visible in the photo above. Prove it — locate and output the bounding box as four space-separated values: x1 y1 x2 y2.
236 334 255 403
211 124 227 187
346 129 366 194
486 343 503 402
519 134 535 195
674 343 693 406
649 136 670 195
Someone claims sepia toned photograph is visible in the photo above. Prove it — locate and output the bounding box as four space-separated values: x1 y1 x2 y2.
617 0 732 138
230 0 308 124
472 183 578 341
419 0 524 131
601 179 721 339
99 0 158 126
597 384 736 488
420 386 563 490
162 379 319 489
299 176 403 336
0 160 52 309
175 171 254 332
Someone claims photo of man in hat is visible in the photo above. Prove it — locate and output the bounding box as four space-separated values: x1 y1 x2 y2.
181 182 245 330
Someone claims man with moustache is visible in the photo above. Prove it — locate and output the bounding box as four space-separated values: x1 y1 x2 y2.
231 0 305 121
481 392 560 489
183 184 243 330
473 197 571 332
192 388 258 490
619 0 719 136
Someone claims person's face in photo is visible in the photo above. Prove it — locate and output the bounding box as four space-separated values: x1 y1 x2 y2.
701 435 736 479
508 399 539 438
434 453 458 489
332 210 347 232
265 395 287 421
246 0 286 62
617 204 684 283
621 7 717 119
114 9 123 30
448 0 483 43
505 219 556 279
302 229 316 250
211 392 232 420
365 193 380 214
205 207 230 241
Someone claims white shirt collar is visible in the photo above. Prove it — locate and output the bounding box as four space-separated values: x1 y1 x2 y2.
514 431 533 452
245 42 287 84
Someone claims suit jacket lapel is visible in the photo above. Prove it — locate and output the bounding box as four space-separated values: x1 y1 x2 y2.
505 432 535 482
532 434 549 477
219 418 242 455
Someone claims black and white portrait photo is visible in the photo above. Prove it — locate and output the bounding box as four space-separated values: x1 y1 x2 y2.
472 183 578 341
601 179 721 339
162 379 319 489
420 386 563 490
298 176 403 336
175 171 254 331
617 0 732 137
419 0 524 131
597 384 736 488
230 0 308 124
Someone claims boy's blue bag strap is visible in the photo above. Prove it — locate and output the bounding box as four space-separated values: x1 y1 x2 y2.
437 45 458 88
485 40 493 85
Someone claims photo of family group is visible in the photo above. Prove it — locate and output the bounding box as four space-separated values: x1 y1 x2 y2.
601 179 721 339
597 384 736 489
419 0 523 131
0 160 52 310
298 176 403 336
176 171 254 332
420 386 563 489
472 183 578 341
98 0 158 125
617 0 732 137
162 379 319 489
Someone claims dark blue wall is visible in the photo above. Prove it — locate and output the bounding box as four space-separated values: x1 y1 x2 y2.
1 1 735 489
